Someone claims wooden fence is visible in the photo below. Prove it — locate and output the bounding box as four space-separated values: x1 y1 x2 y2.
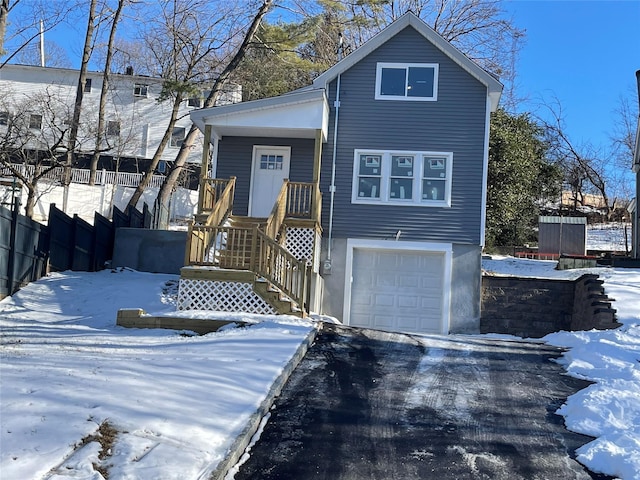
0 201 152 299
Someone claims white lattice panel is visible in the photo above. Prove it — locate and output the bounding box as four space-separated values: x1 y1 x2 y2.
177 278 277 314
285 227 317 269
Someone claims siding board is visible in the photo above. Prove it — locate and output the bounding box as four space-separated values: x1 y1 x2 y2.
217 136 315 216
320 26 488 244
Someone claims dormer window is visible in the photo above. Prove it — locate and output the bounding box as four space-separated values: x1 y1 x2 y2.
375 63 438 101
133 83 148 97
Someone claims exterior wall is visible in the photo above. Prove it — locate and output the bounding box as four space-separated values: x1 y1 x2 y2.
112 228 187 274
216 136 315 215
320 238 481 333
0 65 237 164
319 26 488 244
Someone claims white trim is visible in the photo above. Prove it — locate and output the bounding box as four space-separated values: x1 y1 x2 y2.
351 149 452 207
249 145 291 217
480 95 491 247
375 62 439 101
343 238 452 334
210 132 219 178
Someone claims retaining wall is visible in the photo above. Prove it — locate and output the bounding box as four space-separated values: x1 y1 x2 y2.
481 274 620 338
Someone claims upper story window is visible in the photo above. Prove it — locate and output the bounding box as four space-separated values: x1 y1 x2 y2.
84 78 92 93
187 97 203 108
375 63 439 101
29 114 43 130
106 120 120 136
171 127 185 147
352 149 452 206
133 83 148 97
0 111 9 126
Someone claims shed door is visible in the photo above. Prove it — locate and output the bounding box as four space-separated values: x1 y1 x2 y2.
349 249 445 334
250 146 290 217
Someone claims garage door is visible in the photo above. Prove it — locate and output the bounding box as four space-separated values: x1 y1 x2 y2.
349 249 446 334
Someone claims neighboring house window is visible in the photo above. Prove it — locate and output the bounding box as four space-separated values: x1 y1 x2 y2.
84 78 92 93
171 127 185 147
375 63 439 101
29 114 42 130
107 120 120 136
133 83 148 97
352 149 452 206
188 97 202 107
0 111 9 126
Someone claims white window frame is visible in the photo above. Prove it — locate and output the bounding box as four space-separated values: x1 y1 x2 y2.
352 149 453 207
133 83 148 97
375 62 439 101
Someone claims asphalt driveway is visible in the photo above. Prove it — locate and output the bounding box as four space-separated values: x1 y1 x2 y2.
233 324 612 480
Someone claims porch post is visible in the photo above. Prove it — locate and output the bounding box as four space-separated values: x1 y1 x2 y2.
198 124 212 213
313 128 322 184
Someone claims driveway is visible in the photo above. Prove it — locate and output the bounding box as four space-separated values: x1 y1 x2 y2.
233 324 612 480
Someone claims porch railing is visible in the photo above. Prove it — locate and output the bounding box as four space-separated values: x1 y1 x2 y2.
185 224 311 315
0 163 167 188
185 177 236 264
199 177 236 214
264 180 322 240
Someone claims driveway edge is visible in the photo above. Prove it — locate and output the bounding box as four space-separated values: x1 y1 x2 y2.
208 322 322 480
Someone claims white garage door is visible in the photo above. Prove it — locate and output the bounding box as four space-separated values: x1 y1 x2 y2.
349 249 446 334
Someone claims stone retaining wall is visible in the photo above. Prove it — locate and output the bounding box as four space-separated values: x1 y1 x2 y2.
481 274 620 338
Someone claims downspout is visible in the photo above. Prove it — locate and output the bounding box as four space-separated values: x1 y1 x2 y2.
326 73 341 266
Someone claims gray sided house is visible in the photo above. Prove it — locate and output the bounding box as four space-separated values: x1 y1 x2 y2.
184 12 503 335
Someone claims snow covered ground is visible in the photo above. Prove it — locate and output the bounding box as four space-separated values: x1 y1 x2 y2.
1 258 639 479
484 256 640 480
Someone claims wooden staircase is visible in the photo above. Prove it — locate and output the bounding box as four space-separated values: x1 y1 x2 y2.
184 178 321 317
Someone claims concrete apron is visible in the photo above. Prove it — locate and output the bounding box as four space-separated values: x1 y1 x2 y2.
228 324 613 480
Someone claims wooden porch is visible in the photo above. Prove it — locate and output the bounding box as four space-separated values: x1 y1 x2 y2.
180 177 322 317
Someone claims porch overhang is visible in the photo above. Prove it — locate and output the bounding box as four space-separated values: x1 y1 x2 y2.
190 88 329 142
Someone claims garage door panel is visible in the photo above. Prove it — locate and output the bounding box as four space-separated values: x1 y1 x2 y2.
350 248 446 334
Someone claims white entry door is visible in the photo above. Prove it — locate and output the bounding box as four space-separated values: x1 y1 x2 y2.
250 146 291 217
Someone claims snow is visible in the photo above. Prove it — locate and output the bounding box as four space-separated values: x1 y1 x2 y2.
0 269 314 479
485 255 640 480
1 256 639 479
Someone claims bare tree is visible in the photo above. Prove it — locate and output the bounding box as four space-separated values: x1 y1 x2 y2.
62 0 97 212
89 0 127 185
128 0 274 211
0 88 71 217
542 100 620 220
0 0 76 68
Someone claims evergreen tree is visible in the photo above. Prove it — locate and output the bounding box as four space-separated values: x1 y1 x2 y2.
486 109 562 248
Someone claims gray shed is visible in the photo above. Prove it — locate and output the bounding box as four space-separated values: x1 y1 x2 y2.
538 216 587 256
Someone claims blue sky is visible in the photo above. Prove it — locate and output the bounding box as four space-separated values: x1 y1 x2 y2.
503 0 640 148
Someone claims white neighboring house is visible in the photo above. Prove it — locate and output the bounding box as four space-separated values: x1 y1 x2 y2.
0 64 241 173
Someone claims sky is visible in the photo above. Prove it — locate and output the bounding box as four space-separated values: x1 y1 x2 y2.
0 246 639 479
504 0 640 149
5 0 639 152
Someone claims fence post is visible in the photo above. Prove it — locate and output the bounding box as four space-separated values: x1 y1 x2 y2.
6 198 19 295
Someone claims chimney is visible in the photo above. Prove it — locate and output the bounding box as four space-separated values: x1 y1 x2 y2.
125 66 134 75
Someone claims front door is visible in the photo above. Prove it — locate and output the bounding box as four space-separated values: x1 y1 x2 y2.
250 146 291 217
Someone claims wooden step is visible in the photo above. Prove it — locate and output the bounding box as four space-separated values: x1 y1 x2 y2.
254 279 303 317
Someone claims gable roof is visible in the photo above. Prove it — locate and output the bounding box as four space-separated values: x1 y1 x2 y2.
312 11 503 111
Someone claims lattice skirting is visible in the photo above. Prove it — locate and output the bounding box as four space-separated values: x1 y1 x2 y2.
177 278 277 314
285 227 320 273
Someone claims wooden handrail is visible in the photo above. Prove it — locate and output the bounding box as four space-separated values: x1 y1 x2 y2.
203 177 235 227
200 177 236 213
184 224 312 315
184 177 235 265
264 180 289 240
